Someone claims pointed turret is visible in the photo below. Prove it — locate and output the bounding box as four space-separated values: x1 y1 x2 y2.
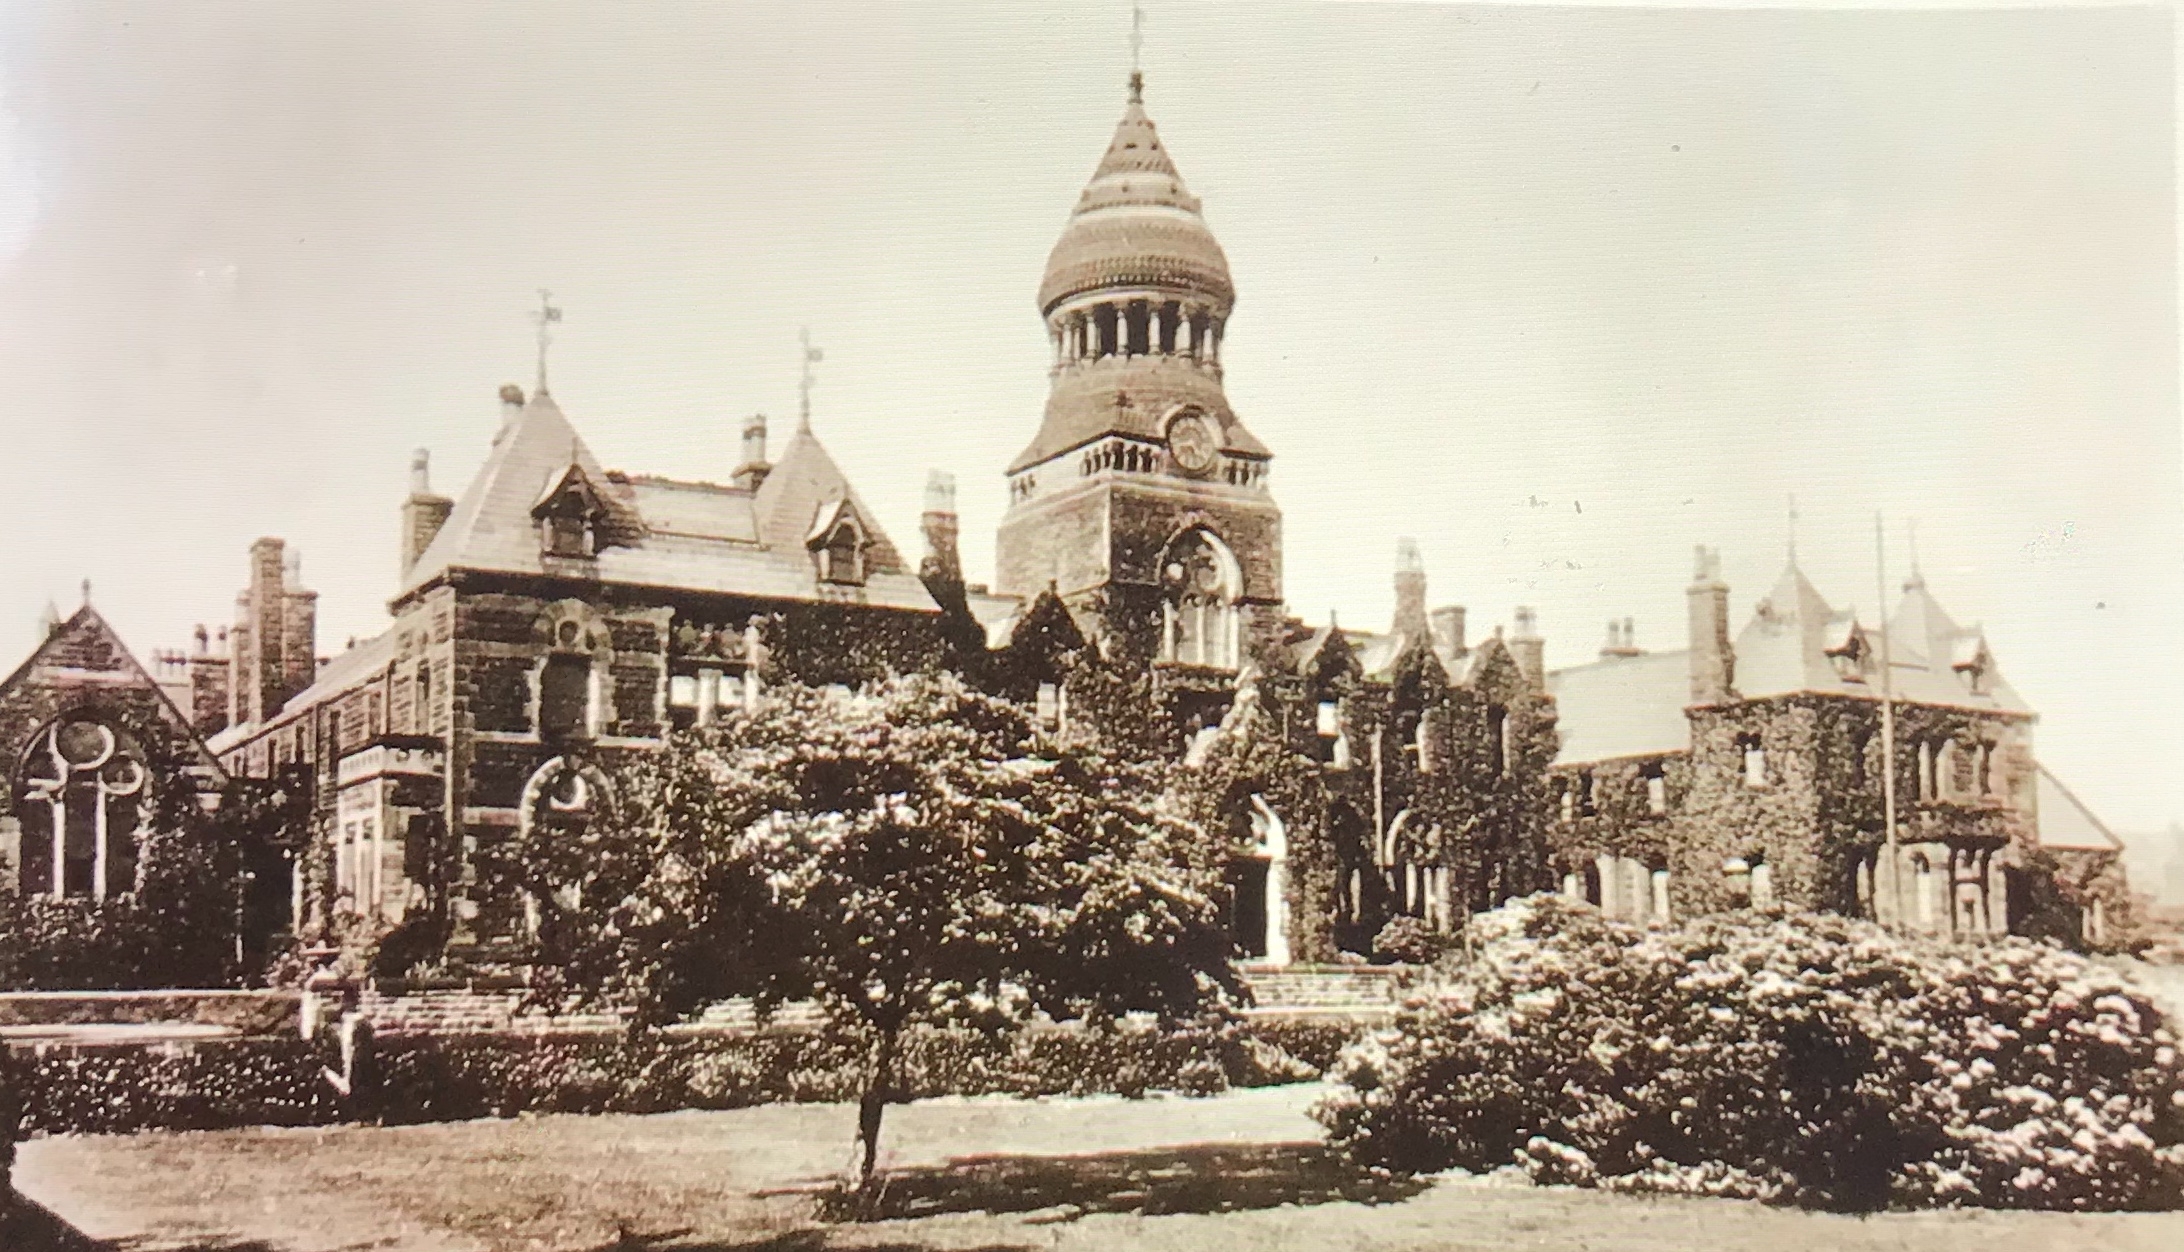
1008 71 1268 477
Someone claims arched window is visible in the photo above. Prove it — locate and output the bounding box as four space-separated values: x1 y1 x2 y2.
1158 527 1241 670
518 758 612 932
414 663 433 735
15 717 150 901
1739 734 1768 788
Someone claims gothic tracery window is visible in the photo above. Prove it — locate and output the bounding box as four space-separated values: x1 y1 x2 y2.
1158 527 1240 669
15 717 150 901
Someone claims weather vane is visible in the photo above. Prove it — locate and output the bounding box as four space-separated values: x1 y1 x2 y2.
531 289 563 395
798 327 824 431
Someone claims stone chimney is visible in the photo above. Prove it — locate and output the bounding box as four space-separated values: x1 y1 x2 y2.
733 414 771 491
1429 605 1467 658
229 538 318 728
1509 605 1546 690
1688 545 1735 705
400 448 455 579
280 550 318 711
1600 616 1643 660
1391 537 1428 642
186 623 232 736
918 469 962 587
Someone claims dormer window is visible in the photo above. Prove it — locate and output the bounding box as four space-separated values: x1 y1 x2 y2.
533 464 604 559
807 499 868 586
545 514 591 557
819 523 864 584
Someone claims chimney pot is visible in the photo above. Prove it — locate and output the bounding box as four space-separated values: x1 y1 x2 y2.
1508 606 1546 690
735 414 772 490
923 469 958 516
1391 539 1428 640
1688 549 1735 703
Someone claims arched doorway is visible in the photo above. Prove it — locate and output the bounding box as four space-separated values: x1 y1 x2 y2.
1225 793 1288 965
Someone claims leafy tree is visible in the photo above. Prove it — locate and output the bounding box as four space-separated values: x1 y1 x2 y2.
522 671 1237 1178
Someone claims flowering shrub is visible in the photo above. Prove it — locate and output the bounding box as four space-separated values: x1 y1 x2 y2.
1372 917 1453 966
1316 896 2184 1211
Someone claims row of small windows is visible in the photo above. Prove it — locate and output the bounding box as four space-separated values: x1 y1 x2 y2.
1315 701 1514 777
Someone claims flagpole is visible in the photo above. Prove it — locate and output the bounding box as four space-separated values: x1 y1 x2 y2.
1875 513 1899 925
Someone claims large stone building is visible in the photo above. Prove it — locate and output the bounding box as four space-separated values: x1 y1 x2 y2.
0 70 2133 971
1546 547 2130 945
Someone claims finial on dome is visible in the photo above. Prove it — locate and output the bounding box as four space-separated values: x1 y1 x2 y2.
1129 2 1145 103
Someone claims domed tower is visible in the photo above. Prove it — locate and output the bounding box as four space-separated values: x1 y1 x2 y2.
995 71 1282 675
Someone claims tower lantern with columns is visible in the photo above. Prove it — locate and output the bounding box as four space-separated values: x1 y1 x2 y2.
995 70 1282 678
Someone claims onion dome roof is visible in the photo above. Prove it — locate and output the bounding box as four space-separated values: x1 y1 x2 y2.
1037 76 1233 315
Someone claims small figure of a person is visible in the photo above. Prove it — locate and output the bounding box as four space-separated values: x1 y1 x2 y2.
320 987 380 1121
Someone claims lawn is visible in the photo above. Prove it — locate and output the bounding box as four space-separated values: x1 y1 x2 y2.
10 1083 2184 1252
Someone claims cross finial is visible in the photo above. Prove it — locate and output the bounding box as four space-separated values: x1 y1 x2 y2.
531 289 563 395
1128 2 1145 102
798 327 823 432
1786 493 1800 564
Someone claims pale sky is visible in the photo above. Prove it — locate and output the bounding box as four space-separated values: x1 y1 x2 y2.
0 3 2177 841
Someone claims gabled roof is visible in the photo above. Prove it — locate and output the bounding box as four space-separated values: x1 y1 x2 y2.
3 605 226 780
2036 765 2125 853
397 389 641 599
1546 557 2032 768
394 392 932 615
752 425 909 574
804 496 862 547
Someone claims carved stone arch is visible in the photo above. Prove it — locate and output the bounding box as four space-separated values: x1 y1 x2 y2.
533 598 615 659
516 755 615 931
517 755 615 838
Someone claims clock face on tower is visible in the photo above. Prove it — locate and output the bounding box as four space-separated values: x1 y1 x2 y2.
1166 411 1217 475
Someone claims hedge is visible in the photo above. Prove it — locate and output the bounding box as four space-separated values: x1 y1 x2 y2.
1317 896 2184 1212
4 1016 1363 1138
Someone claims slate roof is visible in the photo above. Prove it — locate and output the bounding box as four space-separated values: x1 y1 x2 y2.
2036 766 2125 853
395 391 932 614
1009 76 1269 476
1548 557 2033 767
205 630 397 755
1037 78 1232 315
1547 650 1693 766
